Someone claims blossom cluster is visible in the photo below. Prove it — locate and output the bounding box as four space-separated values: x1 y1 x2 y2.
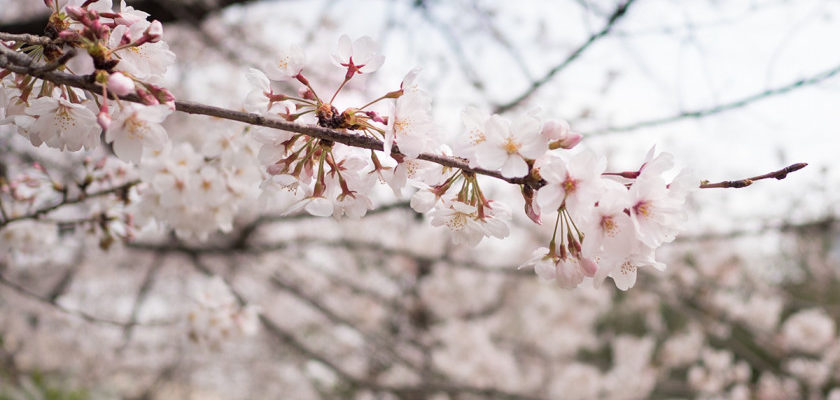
244 34 695 290
1 0 176 163
187 275 260 346
132 120 263 240
0 1 698 293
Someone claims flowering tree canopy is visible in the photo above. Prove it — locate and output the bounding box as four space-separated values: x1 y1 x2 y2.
0 1 835 399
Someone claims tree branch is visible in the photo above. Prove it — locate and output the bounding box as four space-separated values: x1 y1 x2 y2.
492 0 637 114
699 162 807 189
0 180 139 228
586 64 840 135
0 265 153 327
0 38 809 200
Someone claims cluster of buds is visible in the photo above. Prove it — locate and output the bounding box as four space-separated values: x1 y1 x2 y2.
1 0 176 162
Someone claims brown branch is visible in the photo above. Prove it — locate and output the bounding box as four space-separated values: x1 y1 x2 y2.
586 64 840 135
0 266 146 327
699 162 807 189
0 32 55 46
121 254 165 346
0 45 538 188
0 180 139 227
1 38 809 199
492 0 637 114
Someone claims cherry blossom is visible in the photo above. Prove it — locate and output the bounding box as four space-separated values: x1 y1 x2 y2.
536 150 606 217
105 103 171 163
109 22 176 83
332 34 385 78
24 97 100 151
264 45 306 81
474 113 547 178
384 89 438 158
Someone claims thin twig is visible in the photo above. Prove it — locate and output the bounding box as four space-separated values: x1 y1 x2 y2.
587 64 840 135
0 180 139 228
0 268 146 327
699 162 807 189
492 0 637 114
0 39 809 195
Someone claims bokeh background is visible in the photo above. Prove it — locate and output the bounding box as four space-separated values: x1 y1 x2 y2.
1 0 839 399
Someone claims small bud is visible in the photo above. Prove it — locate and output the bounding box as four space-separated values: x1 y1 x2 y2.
580 258 597 277
136 88 159 105
365 111 388 125
266 164 285 175
107 72 135 96
542 119 582 150
119 31 132 46
143 20 163 43
43 0 55 8
64 6 85 20
97 104 111 131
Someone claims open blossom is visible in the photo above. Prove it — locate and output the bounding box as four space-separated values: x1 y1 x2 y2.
628 152 696 248
385 89 438 158
518 247 557 281
475 113 547 178
244 68 296 116
109 21 176 83
583 180 636 286
556 256 598 289
453 106 491 167
430 200 510 246
264 45 306 81
332 34 385 77
105 103 171 163
536 150 606 217
24 97 100 151
602 245 665 291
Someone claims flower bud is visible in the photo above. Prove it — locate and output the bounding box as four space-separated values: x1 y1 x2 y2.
143 20 163 43
107 72 135 96
97 105 111 131
542 119 582 149
64 6 86 20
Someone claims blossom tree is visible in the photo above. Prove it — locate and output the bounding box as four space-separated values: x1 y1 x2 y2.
0 0 838 399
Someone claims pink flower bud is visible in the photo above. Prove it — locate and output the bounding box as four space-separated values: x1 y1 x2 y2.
542 119 582 149
541 119 570 141
64 6 85 20
266 164 285 175
135 88 159 105
120 31 132 46
43 0 54 8
580 257 598 277
107 72 135 96
557 131 582 149
144 20 163 43
97 109 111 131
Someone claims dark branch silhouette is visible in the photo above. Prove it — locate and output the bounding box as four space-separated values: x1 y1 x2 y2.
0 0 262 35
492 0 637 114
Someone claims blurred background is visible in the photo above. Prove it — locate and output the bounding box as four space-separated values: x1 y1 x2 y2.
1 0 839 398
